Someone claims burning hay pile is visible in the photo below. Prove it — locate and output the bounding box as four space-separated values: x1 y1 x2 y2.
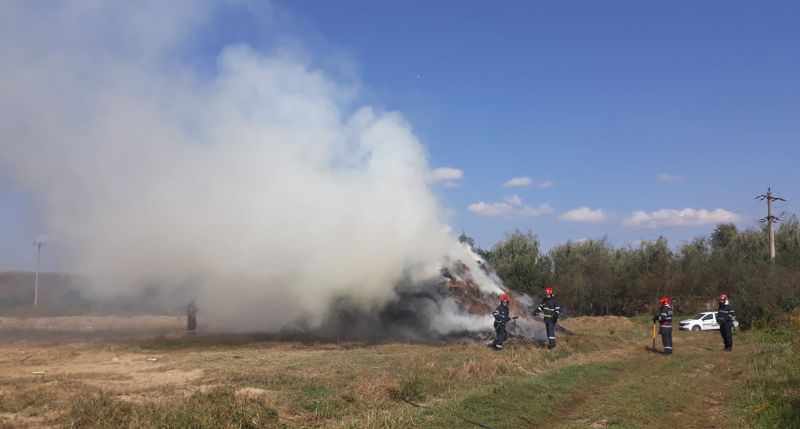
287 252 551 344
439 258 548 344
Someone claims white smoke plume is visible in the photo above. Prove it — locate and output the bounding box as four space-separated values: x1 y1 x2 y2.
0 1 498 333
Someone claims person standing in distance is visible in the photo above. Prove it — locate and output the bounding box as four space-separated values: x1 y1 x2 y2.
717 293 736 352
186 298 198 335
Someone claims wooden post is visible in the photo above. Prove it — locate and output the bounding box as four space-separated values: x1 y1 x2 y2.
33 241 44 306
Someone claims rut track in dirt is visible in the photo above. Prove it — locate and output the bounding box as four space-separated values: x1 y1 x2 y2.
537 331 750 429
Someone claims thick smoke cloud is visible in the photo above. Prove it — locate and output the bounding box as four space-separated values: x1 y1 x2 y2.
0 1 501 333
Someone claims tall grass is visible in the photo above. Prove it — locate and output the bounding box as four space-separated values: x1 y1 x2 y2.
61 388 279 429
735 318 800 429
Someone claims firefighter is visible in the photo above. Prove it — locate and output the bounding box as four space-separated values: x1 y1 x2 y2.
533 287 560 349
717 293 736 352
652 296 673 355
490 295 511 350
186 299 198 335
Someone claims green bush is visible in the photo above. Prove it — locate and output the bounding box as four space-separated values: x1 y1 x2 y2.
390 376 428 403
468 213 800 323
737 327 800 428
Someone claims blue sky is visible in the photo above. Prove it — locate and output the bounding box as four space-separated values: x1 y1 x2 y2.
284 1 799 250
1 1 798 269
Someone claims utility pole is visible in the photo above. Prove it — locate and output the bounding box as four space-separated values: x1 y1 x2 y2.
755 187 787 263
33 240 45 306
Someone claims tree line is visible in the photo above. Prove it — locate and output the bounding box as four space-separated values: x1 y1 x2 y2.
460 214 800 329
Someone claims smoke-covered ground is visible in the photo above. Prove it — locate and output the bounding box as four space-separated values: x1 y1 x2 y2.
0 261 559 344
0 1 549 341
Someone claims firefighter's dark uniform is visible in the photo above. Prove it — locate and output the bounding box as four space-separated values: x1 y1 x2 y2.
491 304 511 350
717 301 735 351
534 297 560 349
187 301 198 335
653 305 673 355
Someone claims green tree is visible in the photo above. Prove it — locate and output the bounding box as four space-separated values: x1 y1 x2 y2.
486 229 549 295
549 238 615 315
481 212 800 326
776 214 800 268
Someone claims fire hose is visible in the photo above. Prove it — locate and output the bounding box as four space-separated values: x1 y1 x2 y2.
490 316 519 322
399 397 497 429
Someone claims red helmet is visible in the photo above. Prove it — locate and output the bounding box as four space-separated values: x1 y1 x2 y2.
659 296 671 305
500 294 510 302
545 287 554 296
719 293 727 301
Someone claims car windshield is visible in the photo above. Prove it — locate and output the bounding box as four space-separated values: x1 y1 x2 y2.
692 313 705 320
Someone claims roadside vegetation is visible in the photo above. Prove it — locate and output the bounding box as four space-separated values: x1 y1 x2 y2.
463 212 800 327
732 314 800 428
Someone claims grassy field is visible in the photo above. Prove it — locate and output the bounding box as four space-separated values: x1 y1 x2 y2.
0 316 796 428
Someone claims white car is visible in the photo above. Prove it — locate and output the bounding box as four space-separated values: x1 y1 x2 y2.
679 312 739 331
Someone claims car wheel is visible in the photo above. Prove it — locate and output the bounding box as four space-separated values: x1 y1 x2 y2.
691 326 701 332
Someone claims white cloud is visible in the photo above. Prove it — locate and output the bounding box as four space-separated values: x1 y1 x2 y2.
623 208 739 228
443 181 461 188
517 204 554 217
657 174 683 183
467 202 514 217
468 195 553 218
429 167 463 182
560 207 608 223
504 194 522 206
503 177 532 187
502 177 554 188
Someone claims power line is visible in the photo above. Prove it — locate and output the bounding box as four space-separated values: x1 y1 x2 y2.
755 187 787 263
